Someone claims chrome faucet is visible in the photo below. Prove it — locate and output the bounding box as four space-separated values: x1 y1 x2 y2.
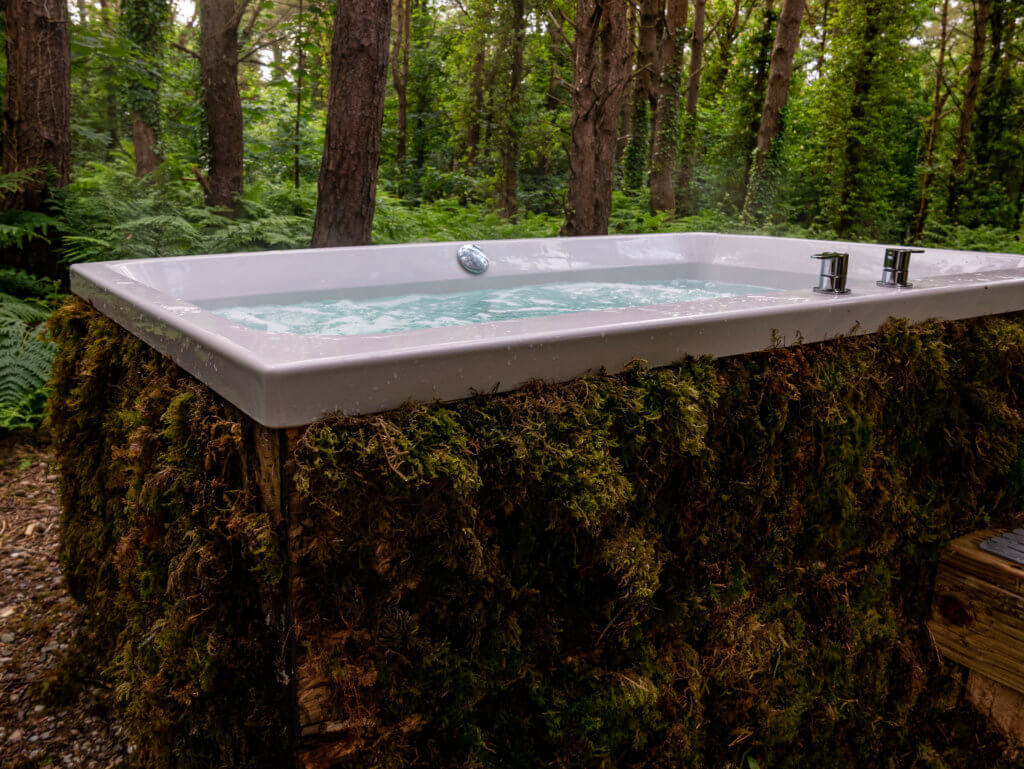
877 247 922 288
812 252 851 294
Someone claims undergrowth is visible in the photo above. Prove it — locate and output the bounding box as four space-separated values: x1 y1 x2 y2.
0 269 59 432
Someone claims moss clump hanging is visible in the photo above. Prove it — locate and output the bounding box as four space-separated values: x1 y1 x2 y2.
52 297 1024 768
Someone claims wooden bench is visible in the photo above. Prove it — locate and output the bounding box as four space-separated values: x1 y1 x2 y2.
929 528 1024 745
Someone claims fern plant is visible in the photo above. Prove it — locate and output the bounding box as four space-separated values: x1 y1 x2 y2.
0 289 56 432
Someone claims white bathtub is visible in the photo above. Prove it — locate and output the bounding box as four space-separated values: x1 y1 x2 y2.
70 232 1024 427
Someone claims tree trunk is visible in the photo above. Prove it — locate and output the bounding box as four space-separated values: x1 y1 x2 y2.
391 0 411 162
120 0 170 177
675 0 706 215
816 0 830 74
131 114 160 176
914 0 950 237
744 0 806 216
200 0 245 213
311 0 392 247
499 0 525 219
952 0 992 178
623 0 660 189
740 0 777 200
466 47 486 162
648 0 688 212
0 0 71 277
294 0 305 190
562 0 630 236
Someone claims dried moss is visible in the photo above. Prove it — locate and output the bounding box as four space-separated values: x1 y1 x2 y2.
292 317 1024 769
48 298 289 769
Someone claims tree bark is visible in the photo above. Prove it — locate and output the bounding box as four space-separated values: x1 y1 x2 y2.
131 114 160 176
200 0 245 213
952 0 992 178
675 0 706 215
816 0 830 74
391 0 411 162
648 0 688 212
750 0 804 176
120 0 170 177
744 0 805 216
499 0 525 219
740 0 777 199
466 47 486 162
562 0 631 236
914 0 950 237
621 0 648 189
312 0 392 247
0 0 71 277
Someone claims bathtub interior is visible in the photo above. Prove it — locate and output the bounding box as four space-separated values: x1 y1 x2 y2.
70 231 1024 426
101 232 1024 312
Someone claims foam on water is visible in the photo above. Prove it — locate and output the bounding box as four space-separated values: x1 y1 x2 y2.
211 279 777 336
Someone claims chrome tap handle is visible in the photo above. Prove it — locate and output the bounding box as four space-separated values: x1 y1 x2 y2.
877 247 923 288
811 252 851 295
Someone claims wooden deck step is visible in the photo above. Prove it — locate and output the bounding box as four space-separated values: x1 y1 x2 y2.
929 528 1024 746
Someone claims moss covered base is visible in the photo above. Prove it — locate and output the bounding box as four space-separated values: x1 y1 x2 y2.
52 298 1024 768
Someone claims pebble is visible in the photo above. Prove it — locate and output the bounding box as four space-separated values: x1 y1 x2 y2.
0 632 15 643
9 729 23 743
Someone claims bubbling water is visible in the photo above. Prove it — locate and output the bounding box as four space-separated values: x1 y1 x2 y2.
211 279 776 337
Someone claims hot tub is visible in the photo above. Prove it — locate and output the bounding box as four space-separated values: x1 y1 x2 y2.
56 232 1024 769
70 232 1024 427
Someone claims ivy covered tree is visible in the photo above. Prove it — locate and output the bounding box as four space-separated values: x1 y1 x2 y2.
119 0 173 176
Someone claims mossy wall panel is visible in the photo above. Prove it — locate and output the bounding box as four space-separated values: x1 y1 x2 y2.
52 298 1024 768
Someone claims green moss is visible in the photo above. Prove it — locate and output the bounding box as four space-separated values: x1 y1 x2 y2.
52 299 1024 768
292 315 1024 768
48 298 289 769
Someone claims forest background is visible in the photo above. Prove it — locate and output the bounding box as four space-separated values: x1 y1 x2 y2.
1 0 1023 430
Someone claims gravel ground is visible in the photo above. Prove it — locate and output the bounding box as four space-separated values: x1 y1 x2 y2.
0 435 129 769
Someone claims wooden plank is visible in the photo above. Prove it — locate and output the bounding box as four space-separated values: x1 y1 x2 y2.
929 531 1024 696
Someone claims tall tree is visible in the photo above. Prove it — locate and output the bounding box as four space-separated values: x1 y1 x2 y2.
744 0 806 217
199 0 246 213
811 0 926 237
622 0 661 190
0 0 71 277
675 0 706 214
952 0 993 178
914 0 951 236
391 0 412 163
120 0 172 176
648 0 688 212
498 0 526 219
562 0 631 236
739 0 777 199
312 0 393 247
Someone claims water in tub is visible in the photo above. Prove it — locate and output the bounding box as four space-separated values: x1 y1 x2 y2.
209 278 779 336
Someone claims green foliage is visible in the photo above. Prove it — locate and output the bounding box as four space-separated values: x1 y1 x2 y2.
118 0 172 131
623 100 649 191
59 160 312 262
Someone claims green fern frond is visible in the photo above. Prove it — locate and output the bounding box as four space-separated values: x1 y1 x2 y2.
0 292 55 432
